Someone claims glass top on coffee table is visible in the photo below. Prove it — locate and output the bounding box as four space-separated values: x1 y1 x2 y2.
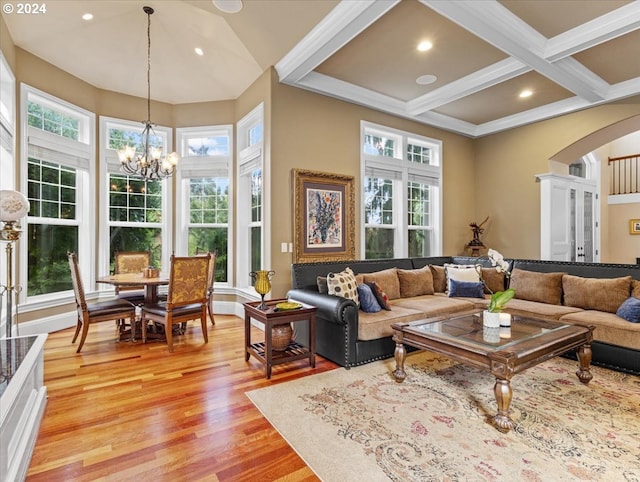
407 311 571 352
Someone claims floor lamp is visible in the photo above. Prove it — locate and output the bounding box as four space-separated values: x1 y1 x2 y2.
0 190 30 339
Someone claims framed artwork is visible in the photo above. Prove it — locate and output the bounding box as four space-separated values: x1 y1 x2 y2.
630 219 640 235
293 169 355 263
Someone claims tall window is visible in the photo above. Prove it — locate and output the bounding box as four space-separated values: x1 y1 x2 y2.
176 126 232 283
361 122 441 259
237 104 265 288
100 117 172 275
22 86 94 298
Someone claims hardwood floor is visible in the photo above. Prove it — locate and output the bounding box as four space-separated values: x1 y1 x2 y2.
26 315 339 481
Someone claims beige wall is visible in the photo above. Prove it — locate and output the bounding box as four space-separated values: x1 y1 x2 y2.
474 103 640 260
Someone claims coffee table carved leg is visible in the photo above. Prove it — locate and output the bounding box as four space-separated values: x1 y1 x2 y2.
493 378 514 433
393 342 406 382
575 343 593 384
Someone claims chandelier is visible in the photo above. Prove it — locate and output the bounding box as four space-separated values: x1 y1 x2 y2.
117 6 179 181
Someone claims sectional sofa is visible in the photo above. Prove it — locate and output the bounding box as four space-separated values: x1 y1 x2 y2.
287 257 640 375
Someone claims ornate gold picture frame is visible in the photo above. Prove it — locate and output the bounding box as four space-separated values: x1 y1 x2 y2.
630 219 640 235
293 169 355 263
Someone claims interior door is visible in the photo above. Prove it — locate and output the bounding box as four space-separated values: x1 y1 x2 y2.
538 174 598 262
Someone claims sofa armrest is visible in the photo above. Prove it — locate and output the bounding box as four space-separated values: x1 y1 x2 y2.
287 288 356 325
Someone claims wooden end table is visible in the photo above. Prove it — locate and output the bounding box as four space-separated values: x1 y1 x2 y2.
244 299 317 379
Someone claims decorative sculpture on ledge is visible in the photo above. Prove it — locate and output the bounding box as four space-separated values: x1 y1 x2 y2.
466 216 489 257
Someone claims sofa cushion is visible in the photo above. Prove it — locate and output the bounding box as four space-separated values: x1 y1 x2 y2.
394 294 476 317
397 266 434 297
429 265 447 293
363 268 400 300
562 274 631 313
616 297 640 323
509 269 564 305
502 298 583 322
448 279 484 298
327 267 359 305
480 268 505 294
632 280 640 299
560 310 640 350
445 264 480 283
357 305 426 341
357 283 382 313
367 281 391 310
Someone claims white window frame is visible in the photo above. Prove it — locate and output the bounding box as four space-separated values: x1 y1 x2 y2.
237 103 269 291
360 121 442 258
175 124 233 287
98 116 173 281
21 84 95 305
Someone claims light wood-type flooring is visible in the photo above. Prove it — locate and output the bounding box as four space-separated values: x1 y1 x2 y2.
26 315 339 481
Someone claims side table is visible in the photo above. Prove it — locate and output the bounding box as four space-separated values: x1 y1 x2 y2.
244 299 317 379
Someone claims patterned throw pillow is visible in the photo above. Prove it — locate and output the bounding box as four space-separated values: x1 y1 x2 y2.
327 267 359 306
367 281 392 310
617 297 640 323
356 284 382 313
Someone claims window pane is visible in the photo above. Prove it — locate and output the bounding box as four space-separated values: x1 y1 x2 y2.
365 227 394 259
363 134 395 157
409 229 431 257
364 177 393 225
251 169 262 223
27 101 79 141
248 124 263 146
108 174 162 223
109 226 162 270
187 136 229 156
188 227 228 282
27 224 77 296
408 182 430 227
189 178 229 224
28 158 77 219
407 143 432 165
251 226 261 272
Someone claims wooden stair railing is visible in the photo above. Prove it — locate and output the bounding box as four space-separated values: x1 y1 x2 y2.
608 153 639 195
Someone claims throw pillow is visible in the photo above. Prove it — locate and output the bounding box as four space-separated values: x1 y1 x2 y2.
327 267 359 306
362 268 400 300
317 276 328 294
367 281 392 310
397 266 435 297
480 268 506 294
617 296 640 323
448 279 485 298
356 283 382 313
444 265 481 291
563 274 632 313
632 279 640 300
429 265 447 292
509 269 564 305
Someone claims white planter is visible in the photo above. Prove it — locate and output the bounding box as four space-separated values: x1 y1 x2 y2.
483 310 501 328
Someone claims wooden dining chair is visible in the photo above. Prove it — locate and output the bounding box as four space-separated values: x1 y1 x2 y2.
196 248 218 326
114 250 152 305
68 252 137 353
140 254 211 352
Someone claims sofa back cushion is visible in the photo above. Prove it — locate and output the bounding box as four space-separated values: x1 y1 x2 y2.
509 268 564 305
632 279 640 299
430 265 447 292
480 268 506 294
397 266 434 297
363 268 401 300
563 274 632 313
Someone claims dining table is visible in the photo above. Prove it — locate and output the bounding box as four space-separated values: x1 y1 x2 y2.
96 272 169 305
96 272 170 342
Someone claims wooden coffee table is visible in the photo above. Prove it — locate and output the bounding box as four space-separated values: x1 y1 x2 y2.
392 309 595 432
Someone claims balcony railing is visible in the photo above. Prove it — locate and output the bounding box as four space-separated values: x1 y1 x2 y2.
608 153 639 195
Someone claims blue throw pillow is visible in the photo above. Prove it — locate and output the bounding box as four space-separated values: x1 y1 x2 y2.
448 279 485 298
617 297 640 323
357 283 382 313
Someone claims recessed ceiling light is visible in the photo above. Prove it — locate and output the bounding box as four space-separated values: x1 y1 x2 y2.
416 74 437 85
82 13 93 21
212 0 243 13
519 89 533 98
195 47 204 56
417 41 433 52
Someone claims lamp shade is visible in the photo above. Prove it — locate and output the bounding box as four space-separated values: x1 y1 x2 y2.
0 190 30 222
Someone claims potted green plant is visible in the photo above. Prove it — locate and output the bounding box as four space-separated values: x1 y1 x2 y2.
482 249 515 327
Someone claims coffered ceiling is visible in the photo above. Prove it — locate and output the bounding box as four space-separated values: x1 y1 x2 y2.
3 0 639 137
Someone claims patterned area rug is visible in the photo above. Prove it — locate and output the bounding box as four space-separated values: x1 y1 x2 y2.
246 352 640 481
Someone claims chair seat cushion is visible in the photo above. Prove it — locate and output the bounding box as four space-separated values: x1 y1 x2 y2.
142 302 204 317
87 298 135 316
